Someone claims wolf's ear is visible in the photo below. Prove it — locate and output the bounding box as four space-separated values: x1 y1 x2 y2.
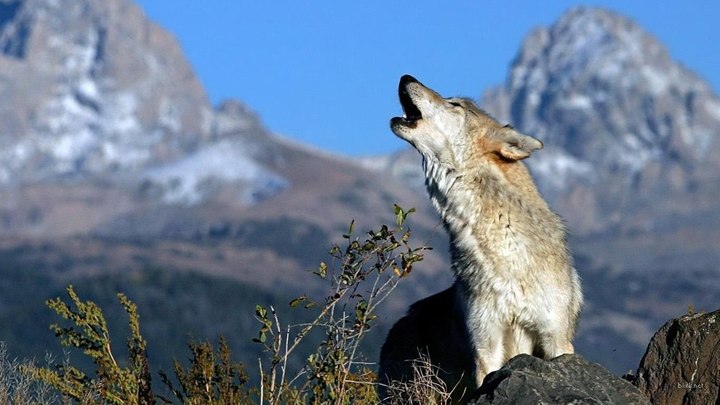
496 127 543 160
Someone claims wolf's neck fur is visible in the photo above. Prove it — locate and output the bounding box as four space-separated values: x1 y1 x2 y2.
422 156 569 294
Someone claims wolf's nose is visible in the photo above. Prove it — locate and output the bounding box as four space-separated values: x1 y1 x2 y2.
400 74 419 86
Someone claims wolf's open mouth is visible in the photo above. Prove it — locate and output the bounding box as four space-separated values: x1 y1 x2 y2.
399 76 422 122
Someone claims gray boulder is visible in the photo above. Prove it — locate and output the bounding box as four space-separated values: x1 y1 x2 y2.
469 354 649 404
634 309 719 405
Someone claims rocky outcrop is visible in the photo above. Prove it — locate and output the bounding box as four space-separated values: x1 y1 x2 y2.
469 354 649 404
633 310 719 405
467 310 720 404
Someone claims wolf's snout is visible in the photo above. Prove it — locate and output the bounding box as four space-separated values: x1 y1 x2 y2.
400 74 419 87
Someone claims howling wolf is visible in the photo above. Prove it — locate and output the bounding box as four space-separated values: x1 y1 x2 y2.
379 75 583 399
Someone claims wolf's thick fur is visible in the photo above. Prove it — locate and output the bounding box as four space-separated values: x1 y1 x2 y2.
379 75 583 399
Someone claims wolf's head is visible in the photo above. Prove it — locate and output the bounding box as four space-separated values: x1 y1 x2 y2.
390 75 543 170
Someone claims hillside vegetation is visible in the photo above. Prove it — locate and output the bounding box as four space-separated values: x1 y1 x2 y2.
4 206 440 404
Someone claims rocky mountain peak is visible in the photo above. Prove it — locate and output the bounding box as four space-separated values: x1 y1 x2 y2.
515 7 671 86
0 0 219 184
485 6 720 185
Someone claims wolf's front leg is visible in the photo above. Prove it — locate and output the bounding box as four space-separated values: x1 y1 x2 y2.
471 325 505 387
539 329 574 359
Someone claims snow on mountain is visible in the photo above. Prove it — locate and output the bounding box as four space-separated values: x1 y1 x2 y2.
528 147 593 190
142 139 288 206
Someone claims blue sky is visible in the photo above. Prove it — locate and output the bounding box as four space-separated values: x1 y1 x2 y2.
136 1 719 156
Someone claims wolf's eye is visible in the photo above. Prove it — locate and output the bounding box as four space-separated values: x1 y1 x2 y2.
448 101 462 107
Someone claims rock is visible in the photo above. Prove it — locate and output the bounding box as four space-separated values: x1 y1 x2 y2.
634 309 719 405
469 354 649 404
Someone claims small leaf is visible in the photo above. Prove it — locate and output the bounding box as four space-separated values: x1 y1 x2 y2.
362 240 376 252
394 204 404 226
315 261 328 278
343 220 355 239
289 295 306 308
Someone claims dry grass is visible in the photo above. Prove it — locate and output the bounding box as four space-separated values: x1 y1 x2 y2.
380 353 459 405
0 342 58 405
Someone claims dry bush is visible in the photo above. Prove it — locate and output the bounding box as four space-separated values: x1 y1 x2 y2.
0 342 58 405
379 351 459 405
253 205 429 404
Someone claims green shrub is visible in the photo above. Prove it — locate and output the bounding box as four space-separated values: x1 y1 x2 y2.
252 205 427 404
159 337 251 404
25 287 153 404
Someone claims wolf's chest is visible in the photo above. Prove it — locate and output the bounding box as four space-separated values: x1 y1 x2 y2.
459 270 542 329
482 272 537 317
454 229 545 322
